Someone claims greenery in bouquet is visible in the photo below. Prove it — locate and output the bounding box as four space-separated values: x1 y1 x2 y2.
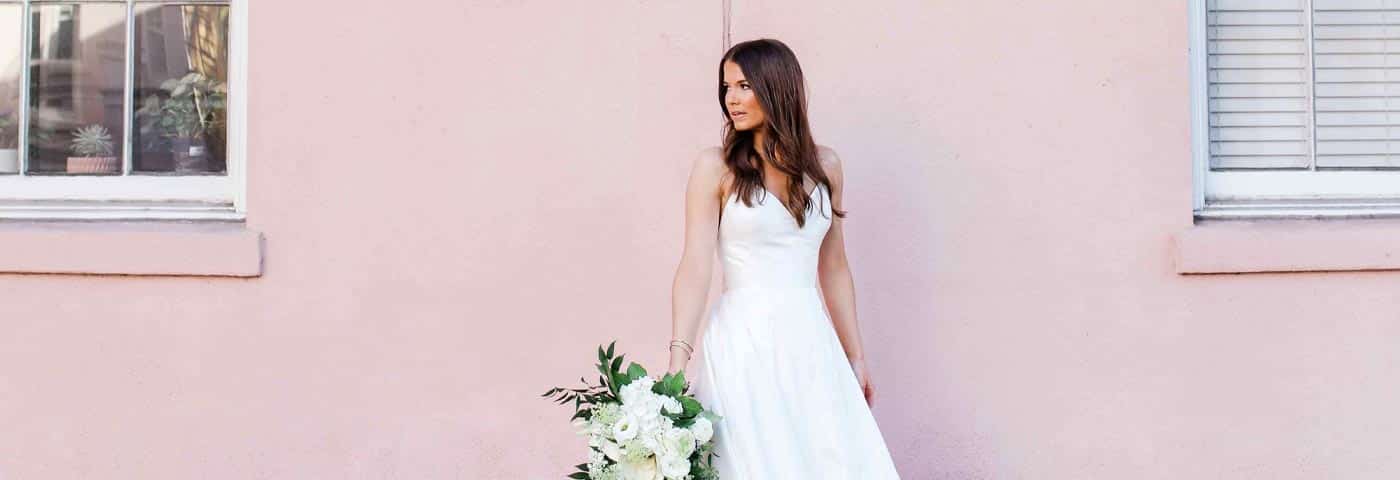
542 341 721 480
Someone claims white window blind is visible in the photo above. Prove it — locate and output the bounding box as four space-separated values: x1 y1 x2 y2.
1207 0 1312 170
1314 0 1400 168
1208 0 1400 171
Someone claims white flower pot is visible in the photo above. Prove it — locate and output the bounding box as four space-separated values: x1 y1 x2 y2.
0 149 17 173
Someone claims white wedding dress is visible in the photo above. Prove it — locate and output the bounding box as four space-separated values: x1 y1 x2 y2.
693 181 902 479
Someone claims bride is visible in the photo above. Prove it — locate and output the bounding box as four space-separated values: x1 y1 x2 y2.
665 38 902 478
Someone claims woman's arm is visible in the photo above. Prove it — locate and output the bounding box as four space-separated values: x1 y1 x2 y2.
816 147 867 364
668 147 727 375
816 147 876 405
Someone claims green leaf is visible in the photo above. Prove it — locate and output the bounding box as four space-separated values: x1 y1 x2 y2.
626 362 648 382
606 341 615 358
666 373 685 396
681 396 702 416
567 472 590 479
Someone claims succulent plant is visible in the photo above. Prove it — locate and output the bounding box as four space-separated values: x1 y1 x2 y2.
69 124 115 157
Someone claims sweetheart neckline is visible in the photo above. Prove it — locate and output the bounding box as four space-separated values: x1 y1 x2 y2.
720 183 824 225
729 182 822 210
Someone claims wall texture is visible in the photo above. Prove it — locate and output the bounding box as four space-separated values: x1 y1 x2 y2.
2 0 1399 478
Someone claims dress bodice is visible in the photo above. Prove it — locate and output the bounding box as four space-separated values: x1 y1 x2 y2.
718 183 832 292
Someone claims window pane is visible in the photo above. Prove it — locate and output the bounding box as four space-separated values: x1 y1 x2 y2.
133 5 228 175
27 4 127 175
0 5 21 175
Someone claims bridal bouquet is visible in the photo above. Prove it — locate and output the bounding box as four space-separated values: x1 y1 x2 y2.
542 341 721 480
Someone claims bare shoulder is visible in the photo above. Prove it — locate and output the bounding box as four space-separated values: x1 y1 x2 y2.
815 144 844 181
694 146 728 177
697 146 724 165
691 146 730 195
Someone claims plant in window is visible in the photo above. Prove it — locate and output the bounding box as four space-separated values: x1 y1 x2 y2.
136 72 227 173
67 124 118 174
0 111 16 173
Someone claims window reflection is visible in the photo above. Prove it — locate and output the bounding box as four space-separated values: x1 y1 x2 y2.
27 4 127 175
0 5 22 174
133 5 228 174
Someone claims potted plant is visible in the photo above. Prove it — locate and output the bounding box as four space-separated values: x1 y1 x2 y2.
67 124 118 174
0 112 17 173
137 72 226 174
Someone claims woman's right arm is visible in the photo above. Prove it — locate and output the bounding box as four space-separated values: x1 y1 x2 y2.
668 147 726 375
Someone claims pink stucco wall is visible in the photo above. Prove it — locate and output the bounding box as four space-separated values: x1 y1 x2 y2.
3 0 1399 478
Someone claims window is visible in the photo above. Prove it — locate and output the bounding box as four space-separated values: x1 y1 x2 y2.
1191 0 1400 219
0 0 245 220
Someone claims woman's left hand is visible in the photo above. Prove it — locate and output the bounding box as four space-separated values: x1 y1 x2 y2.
850 357 874 407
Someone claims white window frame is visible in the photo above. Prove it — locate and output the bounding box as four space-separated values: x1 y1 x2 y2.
0 0 247 221
1190 0 1400 220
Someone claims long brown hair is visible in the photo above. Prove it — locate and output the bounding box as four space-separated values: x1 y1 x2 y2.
718 38 846 227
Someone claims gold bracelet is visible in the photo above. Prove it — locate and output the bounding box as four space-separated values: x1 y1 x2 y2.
669 340 693 355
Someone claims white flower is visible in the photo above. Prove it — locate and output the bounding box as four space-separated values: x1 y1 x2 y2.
613 414 639 442
664 427 696 458
659 453 691 480
618 455 663 480
588 449 607 476
622 438 651 462
661 396 682 415
594 464 621 480
600 438 624 461
689 417 714 444
594 402 623 428
620 376 657 406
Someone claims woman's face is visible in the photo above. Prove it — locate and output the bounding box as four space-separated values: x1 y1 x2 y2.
722 60 765 131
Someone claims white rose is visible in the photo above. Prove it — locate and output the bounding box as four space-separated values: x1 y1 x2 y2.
661 396 682 414
665 427 696 458
689 417 714 444
624 394 661 419
659 454 691 480
618 455 663 480
620 377 657 406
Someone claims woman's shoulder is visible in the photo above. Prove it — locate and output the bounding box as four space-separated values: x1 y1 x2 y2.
694 146 726 172
815 144 841 167
691 146 731 189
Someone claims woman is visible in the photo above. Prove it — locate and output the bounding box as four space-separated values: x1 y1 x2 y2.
666 38 902 478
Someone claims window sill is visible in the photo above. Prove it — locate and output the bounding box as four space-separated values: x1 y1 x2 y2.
1173 218 1400 274
0 221 263 277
